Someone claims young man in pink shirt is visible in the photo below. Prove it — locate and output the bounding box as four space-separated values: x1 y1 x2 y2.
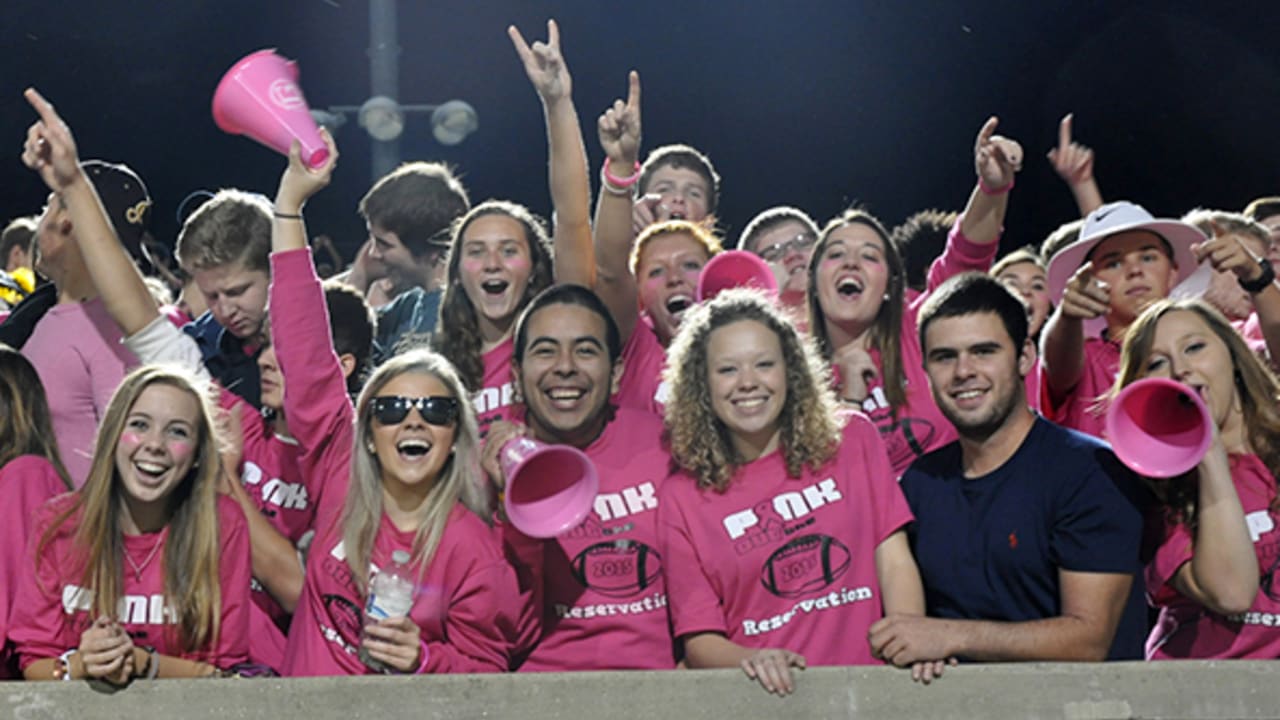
1040 201 1202 437
483 284 676 670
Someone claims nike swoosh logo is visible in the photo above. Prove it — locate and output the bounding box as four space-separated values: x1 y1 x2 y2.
1093 207 1119 222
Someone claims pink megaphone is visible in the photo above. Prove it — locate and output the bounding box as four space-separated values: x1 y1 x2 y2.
501 437 599 538
696 250 779 302
212 49 329 168
1106 377 1214 478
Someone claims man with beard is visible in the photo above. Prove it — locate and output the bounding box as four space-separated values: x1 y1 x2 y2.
869 273 1148 669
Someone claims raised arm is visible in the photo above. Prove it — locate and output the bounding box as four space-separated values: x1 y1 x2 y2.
1048 114 1104 217
1197 222 1280 371
20 88 157 335
1040 261 1109 399
510 20 594 288
956 116 1021 248
592 72 644 342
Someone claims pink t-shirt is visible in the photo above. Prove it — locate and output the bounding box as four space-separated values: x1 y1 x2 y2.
515 408 675 671
0 456 68 678
11 494 251 670
613 315 667 417
1040 334 1117 440
282 506 517 676
475 338 518 438
1146 453 1280 659
22 297 137 486
1238 314 1271 368
656 414 912 665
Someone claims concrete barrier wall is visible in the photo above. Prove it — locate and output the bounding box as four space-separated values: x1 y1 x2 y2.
4 662 1280 720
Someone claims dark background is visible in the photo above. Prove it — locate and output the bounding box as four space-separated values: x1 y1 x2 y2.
3 1 1278 262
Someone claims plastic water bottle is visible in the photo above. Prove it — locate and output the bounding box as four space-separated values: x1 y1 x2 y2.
360 550 416 672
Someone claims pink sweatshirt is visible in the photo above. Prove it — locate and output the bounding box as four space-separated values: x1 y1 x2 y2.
1039 334 1117 440
0 456 69 678
1147 453 1280 659
515 408 676 670
11 494 251 670
476 338 518 438
22 297 137 486
283 506 517 676
657 414 912 665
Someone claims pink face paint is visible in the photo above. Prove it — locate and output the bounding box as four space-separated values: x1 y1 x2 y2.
168 440 194 459
120 431 143 448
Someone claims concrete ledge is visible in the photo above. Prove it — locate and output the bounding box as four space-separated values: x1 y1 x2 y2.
4 662 1280 719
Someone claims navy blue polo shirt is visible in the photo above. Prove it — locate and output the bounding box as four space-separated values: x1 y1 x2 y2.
900 416 1149 660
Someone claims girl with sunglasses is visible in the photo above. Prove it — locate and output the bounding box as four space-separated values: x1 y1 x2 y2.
1112 299 1278 658
807 118 1021 475
264 137 516 675
0 346 74 678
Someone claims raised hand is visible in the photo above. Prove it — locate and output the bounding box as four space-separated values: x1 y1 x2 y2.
21 88 84 193
974 116 1022 191
598 71 642 165
275 130 339 215
1059 261 1111 320
509 20 571 104
1195 221 1268 285
1047 113 1095 187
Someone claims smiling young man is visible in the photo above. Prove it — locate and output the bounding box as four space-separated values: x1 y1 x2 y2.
869 273 1148 670
482 284 676 671
1040 201 1204 437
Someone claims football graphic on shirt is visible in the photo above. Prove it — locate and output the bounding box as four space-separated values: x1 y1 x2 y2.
571 539 663 598
878 417 936 469
760 534 851 598
322 593 363 648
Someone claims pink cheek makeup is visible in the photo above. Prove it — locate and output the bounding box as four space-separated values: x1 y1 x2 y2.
120 431 143 449
168 441 194 459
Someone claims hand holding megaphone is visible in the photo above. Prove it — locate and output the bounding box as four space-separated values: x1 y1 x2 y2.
1106 377 1215 478
482 420 599 538
213 49 330 168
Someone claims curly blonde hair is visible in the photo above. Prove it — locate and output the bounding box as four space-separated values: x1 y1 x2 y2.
663 288 841 491
1111 298 1280 529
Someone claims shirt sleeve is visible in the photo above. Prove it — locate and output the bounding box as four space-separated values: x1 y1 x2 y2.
11 500 80 669
206 497 252 669
123 315 212 383
923 217 1001 296
268 248 355 534
847 415 914 542
423 552 517 674
656 482 729 639
1050 456 1143 576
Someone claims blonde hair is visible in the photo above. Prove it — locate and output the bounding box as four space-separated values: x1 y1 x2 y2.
1111 299 1280 528
664 288 841 491
342 348 490 593
38 365 226 653
628 220 723 276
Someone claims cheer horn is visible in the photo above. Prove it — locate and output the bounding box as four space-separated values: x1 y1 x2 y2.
212 49 330 168
1106 377 1214 478
696 250 779 302
501 437 599 538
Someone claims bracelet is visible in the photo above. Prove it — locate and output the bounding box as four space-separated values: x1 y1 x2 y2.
601 158 641 189
1239 257 1276 294
978 175 1015 195
143 646 159 680
57 649 78 681
273 211 303 220
415 638 430 674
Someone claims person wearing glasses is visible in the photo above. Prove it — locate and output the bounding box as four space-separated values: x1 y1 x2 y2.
739 207 820 326
807 117 1020 476
252 135 517 676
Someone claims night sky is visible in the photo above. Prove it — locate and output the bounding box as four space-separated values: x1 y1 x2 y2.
3 1 1279 263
